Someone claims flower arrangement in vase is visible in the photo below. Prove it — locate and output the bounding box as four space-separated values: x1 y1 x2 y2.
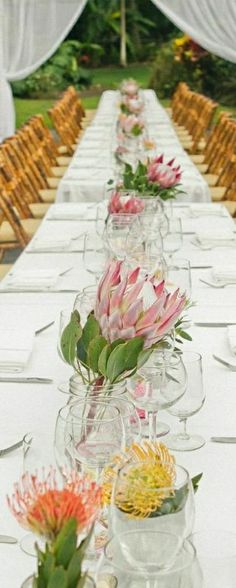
8 469 101 588
118 154 183 201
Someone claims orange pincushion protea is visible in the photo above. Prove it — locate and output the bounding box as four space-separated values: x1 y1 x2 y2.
8 468 101 540
102 440 175 514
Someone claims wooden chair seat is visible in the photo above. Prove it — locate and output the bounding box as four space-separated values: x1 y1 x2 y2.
204 174 219 187
210 186 227 200
0 218 41 243
58 145 69 155
51 166 67 178
47 177 60 189
190 154 205 164
196 163 208 173
0 264 12 279
56 156 72 166
29 203 50 218
39 189 56 203
222 201 236 216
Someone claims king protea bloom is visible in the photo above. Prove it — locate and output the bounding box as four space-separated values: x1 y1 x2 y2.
8 469 101 540
108 190 145 214
119 113 144 135
94 261 187 349
147 154 182 188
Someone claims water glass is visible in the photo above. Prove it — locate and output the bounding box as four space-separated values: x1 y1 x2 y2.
166 352 205 451
164 217 183 259
166 258 192 297
83 232 108 282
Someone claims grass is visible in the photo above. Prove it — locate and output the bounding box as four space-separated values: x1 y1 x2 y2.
91 63 152 89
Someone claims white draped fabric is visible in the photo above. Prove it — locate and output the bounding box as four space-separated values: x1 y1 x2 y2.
151 0 236 63
0 0 88 139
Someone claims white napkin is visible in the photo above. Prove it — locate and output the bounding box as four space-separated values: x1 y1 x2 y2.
227 326 236 354
3 269 60 291
212 265 236 283
28 238 71 252
196 230 236 247
48 204 86 221
0 329 34 372
189 204 226 217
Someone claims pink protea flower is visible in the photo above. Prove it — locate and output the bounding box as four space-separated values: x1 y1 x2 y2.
147 154 182 188
8 469 101 541
119 113 144 135
108 191 145 215
121 79 139 96
95 261 187 349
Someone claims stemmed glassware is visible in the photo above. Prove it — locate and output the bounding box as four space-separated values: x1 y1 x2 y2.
83 232 108 282
163 217 183 261
104 214 142 261
127 353 187 440
166 351 205 451
166 258 192 298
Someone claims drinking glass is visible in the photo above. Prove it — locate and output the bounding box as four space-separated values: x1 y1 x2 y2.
127 353 187 440
166 258 192 298
73 285 97 323
110 462 195 567
68 375 127 399
97 533 199 588
164 218 183 260
104 213 142 260
126 248 167 281
95 201 108 237
83 232 108 282
68 399 125 479
166 352 205 451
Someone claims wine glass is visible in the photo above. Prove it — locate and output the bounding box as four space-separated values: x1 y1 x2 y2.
163 218 183 260
166 352 205 451
97 533 199 588
166 258 192 298
95 201 108 237
126 247 167 281
88 395 141 447
73 285 97 323
127 353 187 440
83 232 108 282
110 461 195 568
104 213 141 260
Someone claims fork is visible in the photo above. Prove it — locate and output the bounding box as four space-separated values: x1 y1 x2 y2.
199 278 236 288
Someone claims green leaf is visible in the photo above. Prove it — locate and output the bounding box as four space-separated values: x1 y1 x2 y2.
106 337 144 383
60 311 82 366
191 473 203 493
87 336 107 373
54 519 77 569
48 568 67 588
137 348 153 369
81 315 100 351
40 552 55 585
98 339 124 377
176 328 192 341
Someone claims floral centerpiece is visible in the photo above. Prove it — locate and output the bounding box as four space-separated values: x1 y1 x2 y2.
120 78 139 97
8 469 101 587
113 154 183 201
108 190 145 215
120 95 144 115
60 260 189 390
118 113 145 138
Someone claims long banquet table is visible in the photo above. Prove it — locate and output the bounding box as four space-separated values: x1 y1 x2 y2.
57 90 210 204
1 200 236 586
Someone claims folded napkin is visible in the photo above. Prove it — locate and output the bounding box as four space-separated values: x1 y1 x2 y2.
189 204 225 217
3 269 59 291
48 205 86 221
0 329 33 372
196 230 236 247
212 265 236 283
28 238 71 252
227 326 236 354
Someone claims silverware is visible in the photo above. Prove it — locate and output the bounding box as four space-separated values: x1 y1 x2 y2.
0 535 17 544
0 438 24 457
0 377 53 383
59 267 73 277
213 354 236 371
211 437 236 443
199 278 236 288
190 265 213 269
194 322 236 327
35 321 55 336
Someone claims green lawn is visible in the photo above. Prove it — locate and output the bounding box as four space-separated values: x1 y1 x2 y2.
91 63 152 89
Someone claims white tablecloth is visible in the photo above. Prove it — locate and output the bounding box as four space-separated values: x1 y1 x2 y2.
1 201 236 587
57 90 210 204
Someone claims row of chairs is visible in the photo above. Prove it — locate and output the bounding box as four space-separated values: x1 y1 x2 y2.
0 86 95 273
170 83 236 216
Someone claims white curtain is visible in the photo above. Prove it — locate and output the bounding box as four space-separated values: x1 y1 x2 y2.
0 0 88 140
151 0 236 63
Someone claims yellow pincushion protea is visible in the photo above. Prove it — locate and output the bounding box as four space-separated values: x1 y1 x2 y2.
102 440 175 518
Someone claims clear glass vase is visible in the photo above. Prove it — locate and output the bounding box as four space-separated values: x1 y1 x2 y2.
69 375 127 399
